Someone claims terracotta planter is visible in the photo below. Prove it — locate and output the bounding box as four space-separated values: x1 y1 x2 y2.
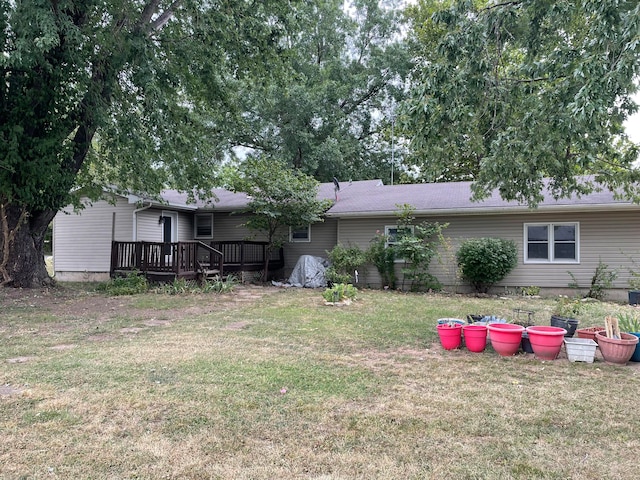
595 331 639 365
526 326 567 360
487 324 525 356
576 326 605 342
437 324 462 350
462 324 488 353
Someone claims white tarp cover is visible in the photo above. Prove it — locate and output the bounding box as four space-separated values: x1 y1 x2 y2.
287 255 329 288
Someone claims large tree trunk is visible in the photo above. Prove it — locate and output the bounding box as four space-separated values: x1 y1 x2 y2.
1 203 56 288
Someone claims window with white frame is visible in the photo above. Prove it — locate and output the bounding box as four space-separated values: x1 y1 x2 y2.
289 225 311 242
384 225 414 247
194 213 214 239
524 222 579 263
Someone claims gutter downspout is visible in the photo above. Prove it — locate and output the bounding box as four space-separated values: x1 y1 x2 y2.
132 202 153 241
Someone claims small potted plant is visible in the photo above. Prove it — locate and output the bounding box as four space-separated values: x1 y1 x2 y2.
551 296 581 337
618 312 640 362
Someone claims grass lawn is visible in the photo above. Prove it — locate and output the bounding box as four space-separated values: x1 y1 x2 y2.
1 284 639 479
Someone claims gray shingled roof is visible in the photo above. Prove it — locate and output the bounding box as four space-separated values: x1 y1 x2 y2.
324 179 635 217
139 178 636 216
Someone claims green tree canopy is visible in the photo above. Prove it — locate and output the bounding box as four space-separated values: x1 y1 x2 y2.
227 0 412 183
404 0 640 206
227 156 332 281
0 0 293 287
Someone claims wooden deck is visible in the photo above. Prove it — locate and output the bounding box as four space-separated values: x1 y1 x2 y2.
110 240 284 282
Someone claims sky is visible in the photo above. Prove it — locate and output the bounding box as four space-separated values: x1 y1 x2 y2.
624 92 640 143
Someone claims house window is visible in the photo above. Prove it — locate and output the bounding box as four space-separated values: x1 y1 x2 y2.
194 214 213 239
290 225 311 242
384 225 414 247
524 223 579 263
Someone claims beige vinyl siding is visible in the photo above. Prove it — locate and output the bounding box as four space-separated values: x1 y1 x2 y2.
53 197 134 275
284 219 338 276
178 211 194 240
136 208 163 241
135 209 194 242
336 210 640 291
212 212 269 241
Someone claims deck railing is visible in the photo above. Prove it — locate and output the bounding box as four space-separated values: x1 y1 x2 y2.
110 240 282 278
211 240 284 272
110 241 223 277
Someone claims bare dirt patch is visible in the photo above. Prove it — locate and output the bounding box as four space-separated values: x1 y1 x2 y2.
143 319 171 327
6 356 37 364
0 385 22 397
119 327 146 334
49 344 76 351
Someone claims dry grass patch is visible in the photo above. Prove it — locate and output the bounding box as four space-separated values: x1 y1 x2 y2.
1 285 640 479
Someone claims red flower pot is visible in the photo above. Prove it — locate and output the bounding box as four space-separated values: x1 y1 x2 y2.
576 326 605 342
526 326 567 360
487 324 525 356
462 324 488 353
437 323 462 350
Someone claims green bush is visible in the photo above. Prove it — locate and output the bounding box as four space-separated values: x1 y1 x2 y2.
155 275 239 295
456 238 518 293
367 231 396 289
98 271 149 296
322 283 358 303
325 244 367 285
202 274 239 293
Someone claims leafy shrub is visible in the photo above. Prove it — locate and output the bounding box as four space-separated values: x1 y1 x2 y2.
367 231 396 289
553 296 582 318
325 244 367 285
322 283 358 303
520 285 540 296
98 271 149 296
586 260 617 300
156 275 239 295
156 278 201 295
618 312 640 333
456 238 518 293
202 274 238 293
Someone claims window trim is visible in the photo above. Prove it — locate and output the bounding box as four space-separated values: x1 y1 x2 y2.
194 213 214 240
524 222 580 264
384 225 415 247
289 224 311 243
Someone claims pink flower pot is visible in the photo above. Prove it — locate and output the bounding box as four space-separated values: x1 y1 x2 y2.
462 324 488 353
487 324 525 356
437 323 462 350
526 326 567 360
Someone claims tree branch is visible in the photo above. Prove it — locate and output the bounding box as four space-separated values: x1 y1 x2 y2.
480 1 524 13
151 1 182 31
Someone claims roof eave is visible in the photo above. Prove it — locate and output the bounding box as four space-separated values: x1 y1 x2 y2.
325 203 639 218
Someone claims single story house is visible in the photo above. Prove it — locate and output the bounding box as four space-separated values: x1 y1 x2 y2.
53 179 640 300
